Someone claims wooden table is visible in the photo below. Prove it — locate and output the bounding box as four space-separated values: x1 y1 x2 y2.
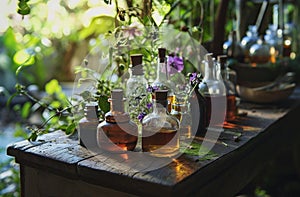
7 88 300 197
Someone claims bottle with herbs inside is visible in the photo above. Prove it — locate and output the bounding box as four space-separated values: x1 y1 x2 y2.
198 53 226 131
142 90 179 157
217 55 237 122
78 102 99 151
152 48 175 112
97 89 138 152
126 54 148 121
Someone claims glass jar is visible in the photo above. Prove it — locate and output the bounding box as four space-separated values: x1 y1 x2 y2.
97 89 138 152
170 101 192 140
142 90 179 157
78 102 99 151
198 53 226 130
126 54 148 121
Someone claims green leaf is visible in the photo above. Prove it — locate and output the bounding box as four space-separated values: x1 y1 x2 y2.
98 95 110 114
45 79 62 95
14 123 28 139
13 49 35 67
21 101 31 119
79 15 115 40
6 92 18 107
180 141 218 160
28 131 38 141
65 122 76 135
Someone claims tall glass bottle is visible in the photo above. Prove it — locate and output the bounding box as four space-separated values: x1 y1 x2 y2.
78 102 99 151
170 101 192 140
97 89 138 152
198 53 226 129
152 48 175 112
126 54 148 120
142 90 179 157
217 55 237 122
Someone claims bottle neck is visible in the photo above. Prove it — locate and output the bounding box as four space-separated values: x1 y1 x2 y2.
153 100 168 114
156 57 168 82
204 61 215 81
109 99 124 114
84 104 98 120
131 67 144 76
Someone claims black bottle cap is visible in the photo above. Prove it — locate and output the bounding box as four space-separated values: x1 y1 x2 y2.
158 48 166 63
111 89 123 100
155 90 168 101
130 54 143 67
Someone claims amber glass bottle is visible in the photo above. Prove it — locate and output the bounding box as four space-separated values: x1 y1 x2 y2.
142 90 179 157
217 55 237 122
97 89 138 152
78 102 99 151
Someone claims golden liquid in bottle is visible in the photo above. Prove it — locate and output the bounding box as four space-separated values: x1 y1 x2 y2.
142 127 179 157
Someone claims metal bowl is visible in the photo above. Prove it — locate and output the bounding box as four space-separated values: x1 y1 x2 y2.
237 83 296 104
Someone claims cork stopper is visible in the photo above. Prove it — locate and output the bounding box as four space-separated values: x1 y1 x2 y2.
111 89 123 100
130 54 143 67
155 90 168 101
158 48 166 63
84 102 98 119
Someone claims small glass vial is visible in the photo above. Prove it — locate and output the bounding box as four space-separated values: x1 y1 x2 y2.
171 101 192 140
78 102 99 151
217 55 237 122
142 90 179 157
198 53 226 129
97 89 138 152
152 48 175 112
126 54 148 120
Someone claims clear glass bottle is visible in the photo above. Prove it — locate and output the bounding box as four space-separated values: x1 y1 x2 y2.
97 89 138 152
198 53 226 129
126 54 148 120
217 55 237 122
249 38 271 64
264 24 281 62
142 90 179 157
241 26 259 62
223 30 244 62
170 101 192 140
152 48 175 112
78 102 99 151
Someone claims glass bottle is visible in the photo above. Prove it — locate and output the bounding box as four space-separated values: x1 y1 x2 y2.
97 89 138 152
152 48 175 112
241 26 259 62
198 53 226 129
170 100 192 140
142 90 179 157
217 55 237 122
264 24 280 62
223 30 244 62
249 38 271 64
126 54 148 120
78 102 99 151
